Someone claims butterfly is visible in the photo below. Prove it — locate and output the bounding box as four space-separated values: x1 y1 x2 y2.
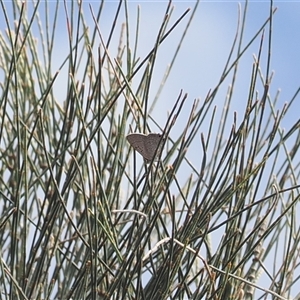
126 133 164 163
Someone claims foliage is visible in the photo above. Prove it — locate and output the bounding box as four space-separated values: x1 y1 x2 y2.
0 1 299 299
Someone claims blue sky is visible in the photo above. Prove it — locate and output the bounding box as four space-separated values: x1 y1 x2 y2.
2 1 297 134
81 1 300 134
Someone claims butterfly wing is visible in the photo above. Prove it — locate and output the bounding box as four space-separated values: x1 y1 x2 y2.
126 133 163 162
126 133 152 161
146 133 163 162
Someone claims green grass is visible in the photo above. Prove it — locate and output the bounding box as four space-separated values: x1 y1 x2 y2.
0 1 299 299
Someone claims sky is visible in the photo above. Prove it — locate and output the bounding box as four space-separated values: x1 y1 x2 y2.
82 0 300 137
1 1 298 133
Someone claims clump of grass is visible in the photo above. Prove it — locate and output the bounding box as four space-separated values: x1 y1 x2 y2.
0 1 299 299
